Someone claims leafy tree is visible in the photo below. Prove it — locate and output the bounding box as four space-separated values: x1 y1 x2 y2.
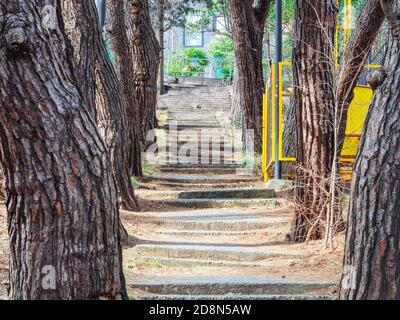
167 48 209 77
207 35 234 79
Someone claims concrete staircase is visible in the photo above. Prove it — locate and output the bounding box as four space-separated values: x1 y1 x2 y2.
128 84 338 300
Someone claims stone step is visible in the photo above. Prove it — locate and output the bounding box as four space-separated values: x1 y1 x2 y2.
144 216 285 231
144 175 258 184
135 256 265 268
160 198 278 209
136 294 335 300
161 164 244 169
134 244 300 262
156 228 271 237
177 188 276 200
160 167 246 174
165 121 226 127
159 158 241 166
160 124 223 130
163 143 236 150
128 276 336 296
155 182 256 190
162 122 223 128
164 134 233 140
161 151 241 157
161 129 234 134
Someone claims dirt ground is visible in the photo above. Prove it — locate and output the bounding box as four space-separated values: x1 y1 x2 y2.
121 203 345 288
0 200 345 298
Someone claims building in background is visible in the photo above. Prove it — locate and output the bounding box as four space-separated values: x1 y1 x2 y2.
164 14 229 79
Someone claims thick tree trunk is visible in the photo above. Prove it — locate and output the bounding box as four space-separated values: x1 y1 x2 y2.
0 1 126 299
106 0 143 178
289 0 342 243
336 0 385 152
230 0 271 152
61 0 139 210
339 2 400 300
127 0 161 149
60 1 97 119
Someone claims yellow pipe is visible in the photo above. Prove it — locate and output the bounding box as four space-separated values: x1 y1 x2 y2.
262 91 267 182
271 63 276 164
278 62 283 160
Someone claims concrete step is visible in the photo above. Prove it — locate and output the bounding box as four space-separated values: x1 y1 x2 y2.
128 276 336 296
144 175 258 184
160 124 223 130
161 151 241 158
156 228 271 237
144 216 286 231
165 122 225 127
177 188 276 200
135 256 265 268
159 158 241 166
163 144 236 152
154 181 258 190
134 244 300 261
162 130 233 136
160 198 278 209
161 123 223 128
160 167 251 175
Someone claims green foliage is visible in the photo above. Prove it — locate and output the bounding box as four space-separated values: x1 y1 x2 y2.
185 0 229 34
142 164 161 177
207 35 234 79
267 0 296 30
166 48 209 77
207 34 233 58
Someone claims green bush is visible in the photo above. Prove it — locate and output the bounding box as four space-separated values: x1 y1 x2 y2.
207 35 234 79
166 48 209 77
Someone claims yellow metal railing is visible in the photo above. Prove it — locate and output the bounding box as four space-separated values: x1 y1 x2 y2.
261 0 383 182
262 62 380 182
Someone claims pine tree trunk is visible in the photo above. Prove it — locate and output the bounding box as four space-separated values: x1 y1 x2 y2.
0 0 126 299
230 0 271 152
339 3 400 300
336 0 385 152
289 0 341 243
61 0 139 210
127 0 161 149
106 0 143 178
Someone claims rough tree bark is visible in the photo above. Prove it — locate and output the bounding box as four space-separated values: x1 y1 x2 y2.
339 0 400 300
289 0 341 243
127 0 161 149
106 0 143 178
61 0 139 210
229 0 271 152
0 0 126 299
336 0 385 152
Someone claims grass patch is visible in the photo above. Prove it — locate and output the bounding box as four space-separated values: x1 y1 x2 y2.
240 151 261 168
131 176 140 188
144 259 163 268
142 164 161 177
